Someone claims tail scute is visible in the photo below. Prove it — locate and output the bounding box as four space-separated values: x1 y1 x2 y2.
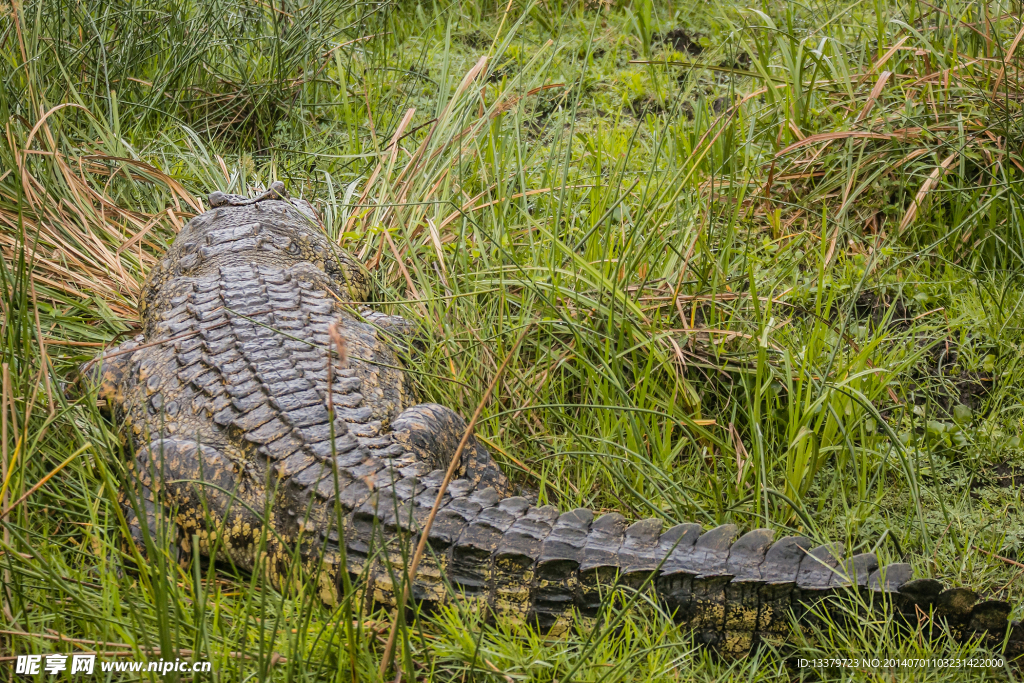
831 553 879 588
869 562 913 592
727 529 774 580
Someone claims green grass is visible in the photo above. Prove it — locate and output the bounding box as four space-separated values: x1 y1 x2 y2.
3 0 1024 679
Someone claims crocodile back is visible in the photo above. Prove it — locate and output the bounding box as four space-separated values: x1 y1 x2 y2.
114 201 410 559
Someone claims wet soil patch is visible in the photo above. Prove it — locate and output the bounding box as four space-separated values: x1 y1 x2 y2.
911 340 994 415
945 370 995 413
832 291 996 418
790 290 911 339
625 95 667 117
712 95 732 113
526 90 567 135
654 28 703 56
459 30 489 49
719 51 752 70
487 61 518 83
578 46 606 60
851 290 913 331
971 462 1024 490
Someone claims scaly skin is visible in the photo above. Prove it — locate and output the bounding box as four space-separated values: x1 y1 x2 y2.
84 183 1024 656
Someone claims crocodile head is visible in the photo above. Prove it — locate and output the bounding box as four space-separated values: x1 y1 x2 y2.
140 185 371 321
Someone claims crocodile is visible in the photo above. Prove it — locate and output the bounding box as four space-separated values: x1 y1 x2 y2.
82 182 1024 657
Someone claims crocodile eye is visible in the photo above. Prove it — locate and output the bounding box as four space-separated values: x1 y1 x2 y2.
287 241 301 256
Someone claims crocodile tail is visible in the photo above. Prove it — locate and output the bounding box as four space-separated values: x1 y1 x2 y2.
325 424 1022 660
351 494 1024 657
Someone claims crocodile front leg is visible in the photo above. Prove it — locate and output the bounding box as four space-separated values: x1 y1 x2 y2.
75 335 145 410
76 338 183 562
